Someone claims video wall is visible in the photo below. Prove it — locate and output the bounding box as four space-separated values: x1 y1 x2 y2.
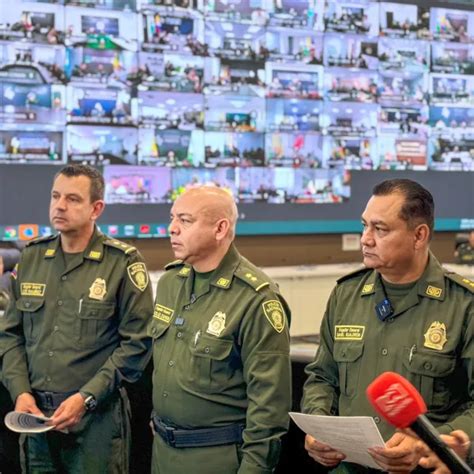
0 0 473 215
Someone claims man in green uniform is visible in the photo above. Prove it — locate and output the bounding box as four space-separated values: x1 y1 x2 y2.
302 179 473 472
0 164 153 473
455 230 474 265
150 186 291 474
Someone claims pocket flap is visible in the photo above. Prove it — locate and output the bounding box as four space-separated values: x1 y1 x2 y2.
147 320 170 339
191 335 233 360
79 301 115 320
16 298 45 313
403 348 456 377
333 342 364 363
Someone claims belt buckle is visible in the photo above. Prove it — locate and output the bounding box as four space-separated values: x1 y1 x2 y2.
164 425 176 447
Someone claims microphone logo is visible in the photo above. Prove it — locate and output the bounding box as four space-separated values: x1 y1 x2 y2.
375 382 412 418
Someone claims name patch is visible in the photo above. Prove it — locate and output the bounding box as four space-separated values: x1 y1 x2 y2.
153 304 174 323
335 325 365 341
20 283 46 297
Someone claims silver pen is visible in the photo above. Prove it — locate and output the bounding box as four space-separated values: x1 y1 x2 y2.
194 330 201 346
409 344 417 364
78 298 83 314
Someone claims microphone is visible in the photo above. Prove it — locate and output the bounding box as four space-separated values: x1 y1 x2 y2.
366 371 472 474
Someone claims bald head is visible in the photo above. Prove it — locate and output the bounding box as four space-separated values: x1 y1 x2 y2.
177 186 238 240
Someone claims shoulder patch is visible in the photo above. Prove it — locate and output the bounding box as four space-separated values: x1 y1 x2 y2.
262 300 286 333
234 266 270 292
25 234 56 247
445 272 474 293
164 259 185 271
104 239 137 254
337 267 372 285
127 262 149 291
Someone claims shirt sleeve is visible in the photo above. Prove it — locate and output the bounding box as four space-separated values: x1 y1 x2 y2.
237 289 291 474
301 287 340 417
80 251 154 404
0 249 21 273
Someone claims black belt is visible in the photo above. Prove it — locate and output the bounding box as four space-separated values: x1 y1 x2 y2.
152 416 244 448
33 390 76 411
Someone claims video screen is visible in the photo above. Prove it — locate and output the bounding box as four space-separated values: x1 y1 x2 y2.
103 165 171 204
324 135 378 170
267 0 325 30
67 125 138 164
379 2 430 39
0 41 67 84
0 82 65 124
138 128 205 166
429 73 473 105
0 126 64 163
137 52 204 92
431 42 474 75
204 131 265 167
325 69 378 103
65 0 137 11
265 132 323 168
321 102 378 137
265 29 323 64
429 136 473 171
0 2 64 44
67 85 134 124
430 7 474 43
324 33 378 69
138 90 203 129
204 0 267 24
378 135 427 170
430 105 474 131
380 105 429 136
140 8 204 54
266 98 321 132
266 62 323 99
378 38 429 72
324 1 379 37
378 70 428 106
205 95 265 132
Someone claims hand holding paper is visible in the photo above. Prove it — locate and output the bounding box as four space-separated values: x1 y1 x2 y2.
4 411 55 434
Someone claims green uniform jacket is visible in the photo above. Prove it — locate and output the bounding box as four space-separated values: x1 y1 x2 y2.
0 228 153 406
302 252 473 441
150 244 291 474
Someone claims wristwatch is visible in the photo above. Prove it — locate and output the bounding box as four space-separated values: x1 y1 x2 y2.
80 392 97 412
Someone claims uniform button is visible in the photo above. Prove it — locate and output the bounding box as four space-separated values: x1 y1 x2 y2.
177 332 182 338
57 300 63 306
204 347 210 354
381 348 388 356
24 302 31 308
168 360 174 367
61 276 67 281
46 376 51 382
48 351 54 357
151 327 157 335
184 305 191 310
387 318 394 323
163 392 168 398
53 326 59 332
424 362 432 370
374 416 380 424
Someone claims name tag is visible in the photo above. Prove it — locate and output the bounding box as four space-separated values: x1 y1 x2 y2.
153 304 174 323
335 325 365 341
20 283 46 297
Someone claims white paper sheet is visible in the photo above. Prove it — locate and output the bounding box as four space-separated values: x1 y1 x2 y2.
290 412 385 470
4 411 55 434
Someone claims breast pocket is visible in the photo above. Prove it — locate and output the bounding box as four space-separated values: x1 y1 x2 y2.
333 342 364 398
147 319 171 366
16 298 45 344
78 301 116 349
402 348 456 408
185 335 234 393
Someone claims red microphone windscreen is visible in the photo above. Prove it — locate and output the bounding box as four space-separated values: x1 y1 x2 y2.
366 372 427 428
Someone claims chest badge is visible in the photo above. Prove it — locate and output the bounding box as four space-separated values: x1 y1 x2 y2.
207 311 226 337
424 321 447 350
89 278 107 301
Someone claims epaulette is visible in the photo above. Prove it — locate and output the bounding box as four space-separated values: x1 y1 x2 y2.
25 234 57 247
164 259 185 270
104 239 137 255
337 266 371 284
445 272 474 293
234 265 270 292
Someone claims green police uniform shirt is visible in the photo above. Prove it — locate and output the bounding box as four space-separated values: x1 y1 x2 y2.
150 244 291 474
302 252 473 441
0 228 153 405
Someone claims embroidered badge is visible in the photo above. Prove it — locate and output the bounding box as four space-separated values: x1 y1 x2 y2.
45 249 56 257
153 304 174 323
178 267 191 276
361 284 374 294
127 262 149 292
88 251 101 260
335 325 365 341
207 311 226 337
425 285 442 298
262 300 285 333
215 277 230 288
89 278 107 300
424 321 447 350
20 283 46 297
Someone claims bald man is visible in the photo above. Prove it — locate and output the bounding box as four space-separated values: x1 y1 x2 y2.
149 186 291 474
